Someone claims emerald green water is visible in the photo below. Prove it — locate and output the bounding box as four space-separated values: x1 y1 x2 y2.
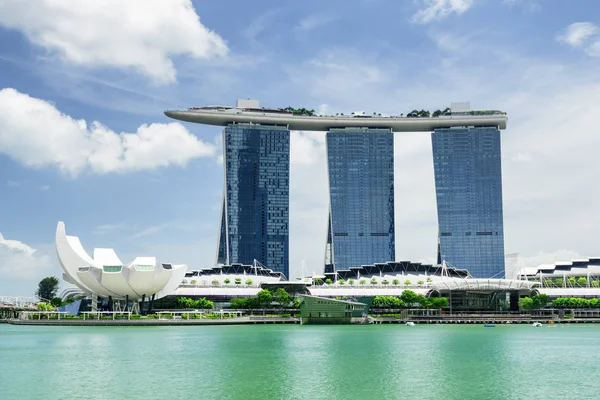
1 323 599 399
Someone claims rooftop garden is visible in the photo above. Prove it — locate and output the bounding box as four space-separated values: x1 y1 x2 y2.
278 107 316 116
257 106 505 118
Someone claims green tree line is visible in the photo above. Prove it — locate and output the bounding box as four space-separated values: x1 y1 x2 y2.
371 291 449 309
229 288 298 309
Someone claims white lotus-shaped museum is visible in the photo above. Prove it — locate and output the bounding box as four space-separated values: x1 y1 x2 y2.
55 221 187 301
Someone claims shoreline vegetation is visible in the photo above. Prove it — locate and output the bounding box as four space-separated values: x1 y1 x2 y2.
6 288 600 326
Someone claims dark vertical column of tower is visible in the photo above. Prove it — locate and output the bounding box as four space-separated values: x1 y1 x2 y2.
216 124 290 278
325 128 395 271
432 127 505 278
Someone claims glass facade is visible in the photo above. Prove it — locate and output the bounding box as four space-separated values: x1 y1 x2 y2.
432 127 505 278
216 124 290 278
325 128 395 271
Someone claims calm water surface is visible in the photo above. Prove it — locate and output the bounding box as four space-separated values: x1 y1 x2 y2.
1 323 599 399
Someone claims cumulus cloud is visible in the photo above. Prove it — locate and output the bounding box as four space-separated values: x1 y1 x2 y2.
0 88 216 176
557 22 598 47
557 22 600 56
413 0 475 24
0 0 228 84
0 232 55 287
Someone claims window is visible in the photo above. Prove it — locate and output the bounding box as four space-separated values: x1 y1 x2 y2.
103 265 122 273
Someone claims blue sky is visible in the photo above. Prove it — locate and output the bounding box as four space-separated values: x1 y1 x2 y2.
1 0 599 296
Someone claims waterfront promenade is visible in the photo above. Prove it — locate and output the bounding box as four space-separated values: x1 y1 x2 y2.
7 315 300 326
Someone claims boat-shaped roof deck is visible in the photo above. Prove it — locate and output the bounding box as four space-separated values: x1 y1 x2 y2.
164 108 507 132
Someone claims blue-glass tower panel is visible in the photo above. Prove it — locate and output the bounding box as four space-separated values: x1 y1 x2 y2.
326 128 395 271
432 127 505 278
216 124 290 278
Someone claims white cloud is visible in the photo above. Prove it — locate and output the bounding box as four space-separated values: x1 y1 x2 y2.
243 9 280 43
0 232 36 257
0 0 228 84
518 250 585 268
503 0 542 12
557 22 600 56
0 88 216 176
0 232 55 288
129 226 162 240
92 224 126 236
296 15 336 32
588 40 600 57
289 131 329 277
6 180 24 187
413 0 475 24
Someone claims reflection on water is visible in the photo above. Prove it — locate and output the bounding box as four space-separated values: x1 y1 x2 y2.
1 324 600 399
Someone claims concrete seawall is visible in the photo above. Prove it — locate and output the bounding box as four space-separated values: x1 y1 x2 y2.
7 317 300 327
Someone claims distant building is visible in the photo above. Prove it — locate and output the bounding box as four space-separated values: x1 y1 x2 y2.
432 126 505 278
216 123 290 278
325 128 395 271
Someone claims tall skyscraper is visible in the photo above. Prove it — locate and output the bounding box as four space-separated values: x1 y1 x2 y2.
325 128 395 271
216 123 290 278
432 127 505 278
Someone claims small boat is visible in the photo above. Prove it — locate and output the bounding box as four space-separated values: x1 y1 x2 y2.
532 322 542 327
405 321 415 326
484 323 495 328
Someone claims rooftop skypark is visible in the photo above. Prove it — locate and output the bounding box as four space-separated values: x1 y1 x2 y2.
165 100 508 132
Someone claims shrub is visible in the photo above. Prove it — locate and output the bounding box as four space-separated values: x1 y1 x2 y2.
360 279 367 285
37 302 53 311
50 297 63 308
381 279 389 285
417 280 424 285
370 278 378 285
212 280 220 286
325 279 332 285
176 296 214 309
392 279 400 286
234 278 242 285
245 279 253 286
224 278 231 284
404 280 412 286
349 279 355 285
190 280 197 285
338 279 345 285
